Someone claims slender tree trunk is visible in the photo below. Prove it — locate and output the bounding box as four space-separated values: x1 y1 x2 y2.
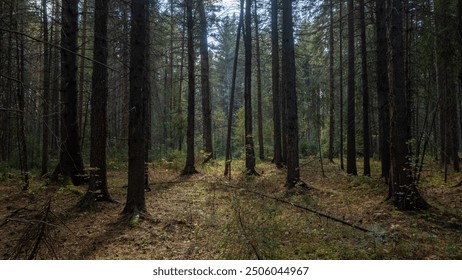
359 0 371 176
78 0 88 149
51 0 60 152
144 4 152 190
198 0 214 163
41 0 50 176
182 0 198 175
51 0 85 186
120 4 130 149
347 0 357 175
16 14 29 190
282 0 305 188
459 0 462 149
339 0 344 170
123 0 148 217
79 0 113 209
271 0 283 168
178 5 187 151
244 0 258 175
328 0 335 163
254 0 264 160
169 0 175 150
435 0 460 172
376 0 390 182
224 0 244 178
388 0 428 210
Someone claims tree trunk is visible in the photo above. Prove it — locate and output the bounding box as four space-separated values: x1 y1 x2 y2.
51 0 85 186
282 0 304 188
123 0 148 217
144 4 152 190
244 0 258 175
359 0 371 176
198 0 214 163
376 0 390 182
328 0 335 163
41 0 50 176
16 14 29 190
339 0 344 170
435 0 460 173
224 0 244 178
182 0 198 175
78 0 88 149
388 0 428 210
254 0 265 160
79 0 113 210
347 0 357 175
271 0 283 168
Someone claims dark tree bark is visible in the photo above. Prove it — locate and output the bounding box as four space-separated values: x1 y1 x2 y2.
244 0 258 175
339 0 344 170
328 0 335 163
435 0 460 173
376 0 390 182
79 0 113 209
254 0 265 160
224 0 244 178
388 0 428 210
182 0 198 175
123 0 148 217
198 0 214 163
144 4 152 191
282 0 304 188
78 0 88 149
459 0 462 136
359 0 371 176
177 4 187 151
271 0 283 168
51 0 85 186
41 0 50 176
16 15 29 190
50 0 60 152
346 0 357 175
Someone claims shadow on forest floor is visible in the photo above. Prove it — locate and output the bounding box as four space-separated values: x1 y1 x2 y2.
1 158 461 259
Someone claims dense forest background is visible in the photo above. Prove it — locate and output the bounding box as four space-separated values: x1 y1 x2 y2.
0 0 461 259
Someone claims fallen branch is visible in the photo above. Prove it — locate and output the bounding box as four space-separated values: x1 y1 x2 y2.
148 174 370 233
219 182 370 233
237 209 262 260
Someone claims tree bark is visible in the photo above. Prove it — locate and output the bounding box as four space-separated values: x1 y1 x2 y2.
198 0 214 163
347 0 357 175
182 0 198 175
376 0 390 182
435 0 460 173
79 0 113 210
339 0 344 170
244 0 258 175
51 0 85 186
254 0 265 160
78 0 88 150
328 0 335 163
123 0 148 217
41 0 50 176
388 0 428 210
271 0 283 168
359 0 371 176
16 13 29 190
224 0 244 178
282 0 304 188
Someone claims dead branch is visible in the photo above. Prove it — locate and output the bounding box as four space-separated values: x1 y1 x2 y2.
219 182 370 233
236 209 262 260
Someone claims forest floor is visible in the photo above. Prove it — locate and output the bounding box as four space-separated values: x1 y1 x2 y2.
0 158 461 259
